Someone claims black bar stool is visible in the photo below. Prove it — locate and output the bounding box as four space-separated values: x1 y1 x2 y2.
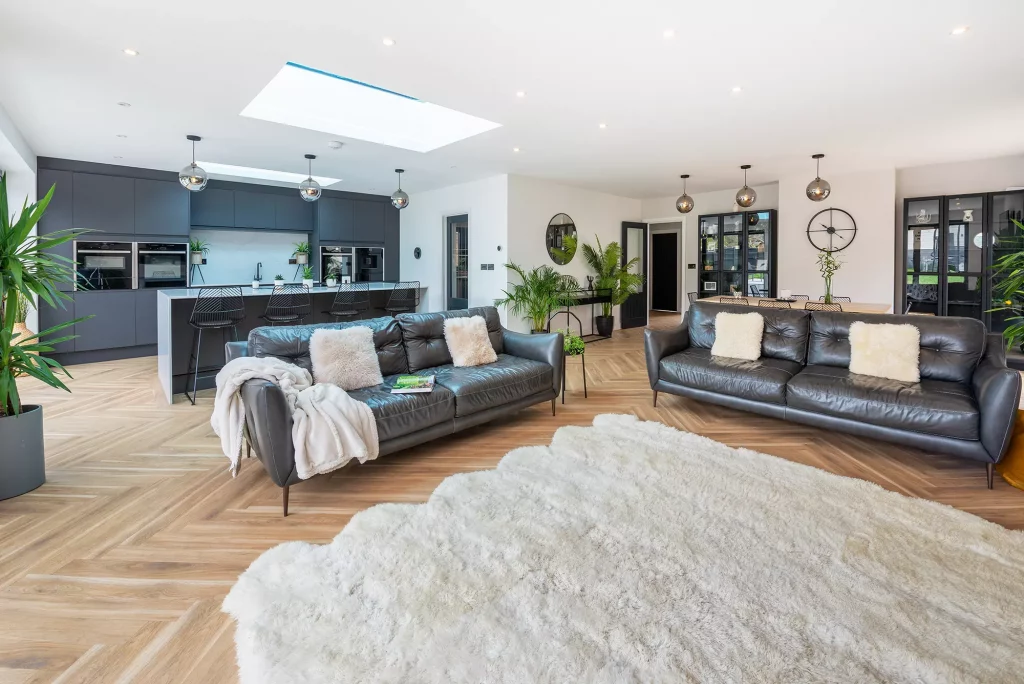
385 281 419 315
185 286 245 405
260 284 311 326
323 282 370 321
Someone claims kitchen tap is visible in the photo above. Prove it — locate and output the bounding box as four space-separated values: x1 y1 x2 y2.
255 262 262 282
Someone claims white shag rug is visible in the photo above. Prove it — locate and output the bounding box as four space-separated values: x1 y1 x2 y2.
223 414 1024 683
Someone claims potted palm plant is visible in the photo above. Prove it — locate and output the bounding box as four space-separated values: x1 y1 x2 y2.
579 236 644 337
189 238 209 265
293 241 311 266
0 172 85 500
989 219 1024 350
495 264 578 333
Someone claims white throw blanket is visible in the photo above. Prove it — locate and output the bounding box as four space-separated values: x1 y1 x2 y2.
211 356 379 479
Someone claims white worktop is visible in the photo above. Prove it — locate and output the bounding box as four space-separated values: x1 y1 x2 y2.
158 282 421 300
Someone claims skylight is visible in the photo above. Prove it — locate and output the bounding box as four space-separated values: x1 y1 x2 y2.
198 161 341 187
240 63 502 153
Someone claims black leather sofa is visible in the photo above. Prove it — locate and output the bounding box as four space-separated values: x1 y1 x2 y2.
645 301 1021 487
224 306 563 514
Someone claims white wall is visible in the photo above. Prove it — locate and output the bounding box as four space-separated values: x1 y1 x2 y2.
777 168 896 306
191 229 310 285
506 175 642 334
400 175 509 319
0 103 37 331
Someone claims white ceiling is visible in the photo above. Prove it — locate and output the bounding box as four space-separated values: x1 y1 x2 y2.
1 0 1023 198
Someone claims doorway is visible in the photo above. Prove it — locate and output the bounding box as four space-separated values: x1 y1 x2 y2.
650 226 680 312
620 221 648 329
446 214 468 310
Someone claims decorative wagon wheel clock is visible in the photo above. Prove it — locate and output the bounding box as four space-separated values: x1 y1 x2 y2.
806 207 857 253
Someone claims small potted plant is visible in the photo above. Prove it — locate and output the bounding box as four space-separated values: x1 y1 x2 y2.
562 328 585 356
189 238 209 265
274 274 285 288
325 264 339 288
293 241 311 266
495 264 578 333
301 265 315 288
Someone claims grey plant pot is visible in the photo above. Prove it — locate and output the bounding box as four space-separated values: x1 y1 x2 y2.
0 405 45 500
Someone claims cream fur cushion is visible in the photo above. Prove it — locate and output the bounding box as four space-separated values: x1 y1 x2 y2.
848 321 921 383
711 312 764 361
309 326 383 390
444 316 498 367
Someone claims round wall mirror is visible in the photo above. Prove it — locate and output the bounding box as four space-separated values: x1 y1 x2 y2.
546 213 577 265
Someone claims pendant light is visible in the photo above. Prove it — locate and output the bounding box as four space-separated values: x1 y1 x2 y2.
735 164 756 208
675 174 694 214
805 153 831 202
391 169 409 210
178 135 208 192
299 154 321 202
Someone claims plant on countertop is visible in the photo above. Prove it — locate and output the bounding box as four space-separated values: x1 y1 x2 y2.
495 264 579 333
188 238 210 255
0 172 87 417
561 328 585 356
579 235 644 318
988 219 1024 349
302 265 315 280
274 274 284 281
817 251 842 304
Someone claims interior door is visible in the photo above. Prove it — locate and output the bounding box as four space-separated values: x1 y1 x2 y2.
620 222 648 329
651 232 678 311
446 214 469 310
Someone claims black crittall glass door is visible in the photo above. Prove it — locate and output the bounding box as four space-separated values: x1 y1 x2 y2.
446 214 468 310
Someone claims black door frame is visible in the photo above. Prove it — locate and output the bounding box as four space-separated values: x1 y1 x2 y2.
620 221 649 329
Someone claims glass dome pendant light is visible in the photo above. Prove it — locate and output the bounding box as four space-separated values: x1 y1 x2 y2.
391 169 409 210
675 174 694 214
735 164 757 208
299 154 322 202
178 135 208 192
805 153 831 202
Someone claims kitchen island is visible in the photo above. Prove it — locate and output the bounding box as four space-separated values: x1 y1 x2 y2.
157 282 425 403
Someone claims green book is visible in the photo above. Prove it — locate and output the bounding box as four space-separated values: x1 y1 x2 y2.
391 375 435 393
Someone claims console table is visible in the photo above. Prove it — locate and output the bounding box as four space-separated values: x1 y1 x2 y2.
548 288 613 343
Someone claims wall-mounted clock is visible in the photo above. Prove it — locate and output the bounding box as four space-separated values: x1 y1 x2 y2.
806 207 857 253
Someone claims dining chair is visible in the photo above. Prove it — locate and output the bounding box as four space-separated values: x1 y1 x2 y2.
791 295 809 300
758 299 792 309
260 284 311 326
185 286 246 405
686 292 698 304
806 302 843 312
323 281 370 321
819 296 852 302
719 296 749 304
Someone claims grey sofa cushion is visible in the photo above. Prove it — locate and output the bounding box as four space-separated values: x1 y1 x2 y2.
807 311 986 383
248 316 408 376
659 347 802 405
787 365 979 440
397 307 503 373
346 378 456 442
423 354 552 417
687 301 811 364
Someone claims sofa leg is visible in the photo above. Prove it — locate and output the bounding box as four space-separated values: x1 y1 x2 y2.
986 463 994 490
551 398 556 416
246 441 251 459
283 485 290 517
653 390 658 408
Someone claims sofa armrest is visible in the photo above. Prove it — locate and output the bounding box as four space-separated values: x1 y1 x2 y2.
503 328 564 397
971 333 1022 463
239 378 299 487
644 316 690 388
225 341 249 363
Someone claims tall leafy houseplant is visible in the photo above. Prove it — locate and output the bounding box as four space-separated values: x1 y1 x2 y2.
989 219 1024 349
0 172 85 500
579 235 644 337
817 252 842 304
495 264 578 333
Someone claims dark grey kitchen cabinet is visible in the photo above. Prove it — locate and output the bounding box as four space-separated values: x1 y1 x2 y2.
190 187 235 228
37 295 76 354
234 191 276 230
352 200 385 244
37 169 73 235
73 291 136 351
318 197 353 242
384 204 400 280
135 289 159 346
134 179 189 236
275 194 314 232
73 173 134 233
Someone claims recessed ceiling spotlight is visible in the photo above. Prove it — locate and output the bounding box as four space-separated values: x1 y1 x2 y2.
122 48 139 56
731 86 742 93
513 147 520 152
516 90 526 98
663 29 675 39
327 140 344 150
598 123 607 129
950 26 969 36
116 134 128 138
113 155 123 159
382 37 395 46
117 101 131 108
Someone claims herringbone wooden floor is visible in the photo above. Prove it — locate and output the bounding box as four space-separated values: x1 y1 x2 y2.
2 311 1022 682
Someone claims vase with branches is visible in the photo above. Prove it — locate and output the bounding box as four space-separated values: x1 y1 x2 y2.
495 264 578 333
579 235 644 336
988 219 1024 350
817 252 842 304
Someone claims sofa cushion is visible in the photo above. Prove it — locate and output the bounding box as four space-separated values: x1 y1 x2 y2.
711 311 764 361
786 365 979 441
398 307 503 373
848 321 921 383
346 378 456 442
687 301 811 364
659 347 802 405
309 326 383 390
249 316 407 376
807 311 985 384
423 353 552 417
444 316 498 367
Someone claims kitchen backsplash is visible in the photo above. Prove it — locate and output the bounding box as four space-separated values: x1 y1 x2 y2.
190 229 310 285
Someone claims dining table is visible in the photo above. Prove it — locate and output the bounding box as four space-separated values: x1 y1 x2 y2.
699 295 893 314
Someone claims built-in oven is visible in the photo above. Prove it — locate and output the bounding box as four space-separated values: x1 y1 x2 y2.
321 246 353 284
354 247 384 282
74 241 135 290
137 242 189 288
